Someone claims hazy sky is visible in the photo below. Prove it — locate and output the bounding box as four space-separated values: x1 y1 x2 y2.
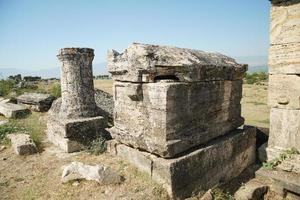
0 0 270 70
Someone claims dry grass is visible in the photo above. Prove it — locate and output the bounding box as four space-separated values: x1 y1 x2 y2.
94 80 114 94
241 84 269 128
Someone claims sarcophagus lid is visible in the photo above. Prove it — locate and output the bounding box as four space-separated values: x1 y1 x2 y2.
108 43 247 83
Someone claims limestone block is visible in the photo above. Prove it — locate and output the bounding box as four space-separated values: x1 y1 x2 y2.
111 80 244 158
256 168 300 196
234 179 269 200
269 43 300 74
7 133 37 155
107 127 256 199
17 93 55 112
0 102 30 118
268 108 300 155
270 2 300 45
47 114 104 153
108 43 247 83
61 161 122 184
268 74 300 109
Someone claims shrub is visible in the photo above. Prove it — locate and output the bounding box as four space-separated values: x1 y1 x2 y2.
51 83 61 98
244 72 268 84
0 79 15 97
0 122 24 144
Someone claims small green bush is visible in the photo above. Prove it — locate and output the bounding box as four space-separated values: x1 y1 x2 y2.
0 79 15 97
244 72 268 84
51 83 61 98
0 122 24 144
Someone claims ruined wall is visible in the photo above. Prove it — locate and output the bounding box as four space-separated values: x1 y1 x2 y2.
267 0 300 159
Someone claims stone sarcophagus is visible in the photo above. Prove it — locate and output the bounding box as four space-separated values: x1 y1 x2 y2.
108 43 247 158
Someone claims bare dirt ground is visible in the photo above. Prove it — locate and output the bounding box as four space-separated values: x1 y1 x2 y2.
0 80 269 200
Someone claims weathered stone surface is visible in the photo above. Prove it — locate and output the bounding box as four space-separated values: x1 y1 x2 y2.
277 154 300 173
47 48 105 152
7 133 37 155
47 112 104 153
268 75 300 109
258 142 268 163
94 89 114 122
234 179 269 200
0 102 30 118
267 108 300 158
269 43 300 74
107 127 256 199
58 48 97 118
108 43 247 83
17 93 55 112
200 189 213 200
61 161 122 184
270 2 300 45
110 80 243 158
256 168 300 196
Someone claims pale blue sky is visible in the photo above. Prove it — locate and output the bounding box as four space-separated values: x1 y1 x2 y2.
0 0 270 70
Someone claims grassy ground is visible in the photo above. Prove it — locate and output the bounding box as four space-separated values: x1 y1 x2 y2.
0 80 269 200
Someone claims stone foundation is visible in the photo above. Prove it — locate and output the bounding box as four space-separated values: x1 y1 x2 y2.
47 114 104 153
107 126 256 199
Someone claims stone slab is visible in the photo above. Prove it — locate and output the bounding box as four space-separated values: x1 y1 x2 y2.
17 92 55 112
111 80 244 158
269 43 300 74
7 133 37 155
0 102 30 118
268 108 300 156
108 43 247 83
107 127 256 199
47 114 105 153
270 2 300 45
268 74 300 109
256 168 300 196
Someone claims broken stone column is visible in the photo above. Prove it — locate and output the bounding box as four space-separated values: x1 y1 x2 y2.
267 0 300 160
47 48 104 153
107 43 256 199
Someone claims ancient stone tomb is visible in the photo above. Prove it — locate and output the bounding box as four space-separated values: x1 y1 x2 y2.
108 43 256 199
47 48 104 152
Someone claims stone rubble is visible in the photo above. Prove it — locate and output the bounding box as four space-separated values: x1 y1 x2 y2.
0 120 9 126
234 179 269 200
94 89 113 122
17 92 55 112
61 161 122 185
0 102 30 118
7 133 37 155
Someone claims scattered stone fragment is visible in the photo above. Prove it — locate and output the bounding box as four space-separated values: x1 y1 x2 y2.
7 133 37 155
200 189 213 200
277 154 300 173
17 93 55 112
0 145 6 151
72 181 80 187
234 179 269 200
61 161 122 185
0 120 9 126
0 102 30 118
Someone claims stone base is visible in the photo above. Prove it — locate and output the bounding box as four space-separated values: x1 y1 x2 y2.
107 126 256 199
266 146 285 161
256 168 300 198
0 102 30 118
47 115 104 153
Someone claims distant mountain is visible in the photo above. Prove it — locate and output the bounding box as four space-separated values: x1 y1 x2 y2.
0 62 108 79
234 55 268 73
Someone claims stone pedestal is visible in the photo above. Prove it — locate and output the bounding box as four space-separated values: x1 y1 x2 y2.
107 127 256 199
47 48 104 152
267 0 300 160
